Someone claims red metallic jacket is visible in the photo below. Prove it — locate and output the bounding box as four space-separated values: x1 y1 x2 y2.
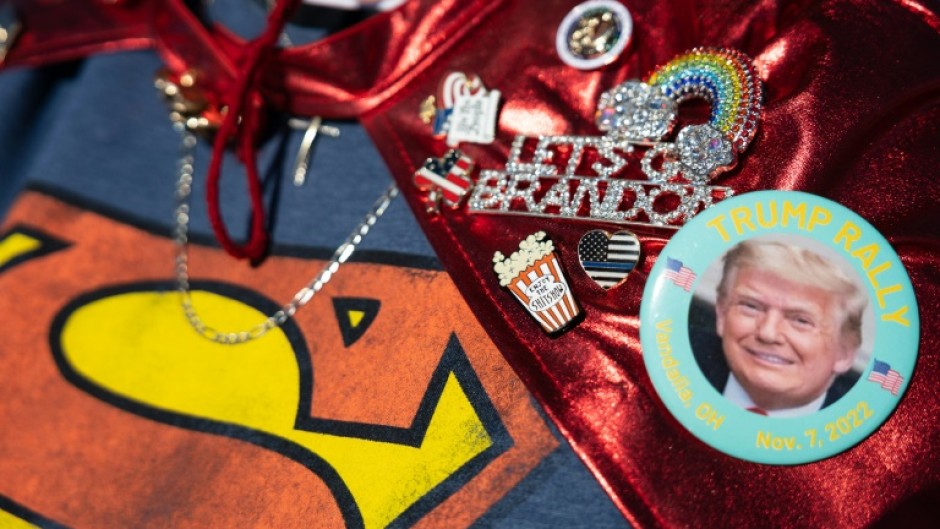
4 1 939 527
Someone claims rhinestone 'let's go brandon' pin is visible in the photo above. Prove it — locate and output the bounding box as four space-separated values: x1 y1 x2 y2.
640 191 919 464
468 48 762 229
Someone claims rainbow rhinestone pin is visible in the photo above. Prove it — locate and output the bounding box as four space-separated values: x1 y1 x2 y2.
610 47 762 182
469 48 764 228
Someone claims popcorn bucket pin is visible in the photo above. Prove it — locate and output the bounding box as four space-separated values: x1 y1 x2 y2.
493 232 581 334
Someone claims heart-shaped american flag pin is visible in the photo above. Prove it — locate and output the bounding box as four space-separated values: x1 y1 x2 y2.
577 230 641 289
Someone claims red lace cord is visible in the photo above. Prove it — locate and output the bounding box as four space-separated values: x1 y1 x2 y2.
205 0 300 261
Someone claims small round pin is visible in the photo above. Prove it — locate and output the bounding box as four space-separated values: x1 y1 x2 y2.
556 0 633 70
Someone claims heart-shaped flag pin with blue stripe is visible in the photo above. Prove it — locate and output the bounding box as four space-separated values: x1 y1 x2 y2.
577 230 641 289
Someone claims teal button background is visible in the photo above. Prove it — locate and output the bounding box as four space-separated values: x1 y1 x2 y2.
640 191 919 465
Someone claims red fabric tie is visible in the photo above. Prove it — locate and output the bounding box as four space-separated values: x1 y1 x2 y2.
204 0 300 261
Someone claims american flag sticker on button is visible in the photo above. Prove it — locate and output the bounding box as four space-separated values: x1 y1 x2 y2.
493 231 581 334
867 359 904 396
663 257 696 292
413 149 474 213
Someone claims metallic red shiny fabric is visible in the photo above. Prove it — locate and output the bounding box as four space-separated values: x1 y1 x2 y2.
4 1 940 527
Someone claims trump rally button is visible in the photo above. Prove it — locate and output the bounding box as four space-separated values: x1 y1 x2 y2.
640 191 919 465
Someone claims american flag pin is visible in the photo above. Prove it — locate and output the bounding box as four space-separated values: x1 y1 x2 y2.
413 150 475 213
577 229 641 290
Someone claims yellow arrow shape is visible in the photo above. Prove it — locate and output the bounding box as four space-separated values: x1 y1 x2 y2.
348 309 366 328
0 226 69 274
0 509 42 529
0 231 41 268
